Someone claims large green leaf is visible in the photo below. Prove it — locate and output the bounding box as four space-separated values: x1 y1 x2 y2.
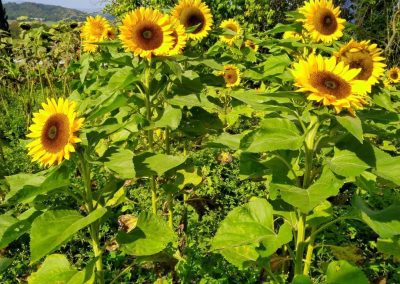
117 212 174 256
104 149 135 179
326 260 368 284
336 115 363 143
133 153 187 177
0 208 42 249
207 132 248 150
241 118 303 152
372 146 400 186
154 105 182 130
30 208 107 263
5 165 71 205
328 148 370 177
106 66 138 93
0 257 12 274
353 197 400 239
28 254 78 284
27 254 94 284
377 237 400 258
211 198 292 269
270 167 345 213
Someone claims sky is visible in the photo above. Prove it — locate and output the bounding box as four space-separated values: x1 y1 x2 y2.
3 0 106 12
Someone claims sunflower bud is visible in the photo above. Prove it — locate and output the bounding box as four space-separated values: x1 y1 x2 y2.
118 214 138 233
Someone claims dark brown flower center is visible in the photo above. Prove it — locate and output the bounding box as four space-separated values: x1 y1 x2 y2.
183 8 205 34
41 113 70 153
224 68 238 85
345 52 374 80
310 71 351 99
324 79 337 89
390 72 398 79
135 22 163 50
315 8 338 35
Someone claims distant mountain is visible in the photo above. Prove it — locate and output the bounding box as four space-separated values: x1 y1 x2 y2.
4 2 89 21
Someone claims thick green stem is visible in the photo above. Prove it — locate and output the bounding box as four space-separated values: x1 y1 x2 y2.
79 153 104 284
144 62 157 215
294 213 306 275
165 127 174 229
303 227 316 276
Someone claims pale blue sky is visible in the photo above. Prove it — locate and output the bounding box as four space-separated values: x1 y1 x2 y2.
4 0 106 12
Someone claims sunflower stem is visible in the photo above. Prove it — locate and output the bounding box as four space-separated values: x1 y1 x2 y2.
144 60 157 215
78 152 104 284
303 227 316 276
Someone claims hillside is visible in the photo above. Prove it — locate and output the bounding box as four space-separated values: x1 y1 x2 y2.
4 2 88 21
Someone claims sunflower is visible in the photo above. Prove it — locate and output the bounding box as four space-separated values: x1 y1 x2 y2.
335 40 385 90
27 98 84 167
387 67 400 84
81 15 112 53
168 16 188 56
298 0 345 43
220 65 241 88
219 19 241 45
291 54 369 114
244 39 259 52
172 0 213 41
282 31 303 40
119 8 174 58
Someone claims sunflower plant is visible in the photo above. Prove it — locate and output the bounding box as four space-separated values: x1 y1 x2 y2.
1 0 400 283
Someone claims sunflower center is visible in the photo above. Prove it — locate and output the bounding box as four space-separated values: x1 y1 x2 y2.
90 23 105 38
315 8 338 35
324 80 337 89
142 30 153 39
345 51 374 80
47 125 58 140
224 69 238 85
182 8 205 34
135 22 164 51
391 72 398 79
224 24 238 39
41 113 70 153
310 71 351 99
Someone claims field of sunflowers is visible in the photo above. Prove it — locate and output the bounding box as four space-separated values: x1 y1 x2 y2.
0 0 400 283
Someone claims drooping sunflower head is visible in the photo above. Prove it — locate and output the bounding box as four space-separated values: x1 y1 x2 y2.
244 39 259 52
291 54 369 114
167 16 188 56
220 65 241 88
81 15 112 53
335 39 386 89
219 19 241 45
298 0 346 43
172 0 213 41
119 8 174 58
27 98 84 167
387 67 400 83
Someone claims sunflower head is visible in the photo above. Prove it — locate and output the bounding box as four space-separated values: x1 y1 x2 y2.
172 0 213 41
244 39 259 52
168 16 188 56
298 0 346 43
81 15 112 53
119 7 174 58
291 54 369 114
387 67 400 83
335 40 386 90
219 19 241 45
27 98 84 167
220 65 241 88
